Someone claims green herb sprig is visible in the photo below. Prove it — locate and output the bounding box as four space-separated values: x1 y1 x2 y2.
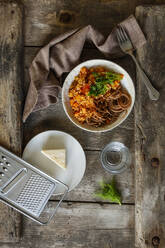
94 177 121 205
89 71 123 97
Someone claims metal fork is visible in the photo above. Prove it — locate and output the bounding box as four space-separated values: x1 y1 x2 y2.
116 26 160 101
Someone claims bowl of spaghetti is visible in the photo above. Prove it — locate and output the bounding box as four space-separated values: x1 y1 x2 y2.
62 59 135 132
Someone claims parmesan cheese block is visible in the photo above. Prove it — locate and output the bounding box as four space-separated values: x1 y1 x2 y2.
41 149 66 170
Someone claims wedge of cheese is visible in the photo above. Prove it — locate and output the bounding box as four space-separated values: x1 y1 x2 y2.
41 149 66 170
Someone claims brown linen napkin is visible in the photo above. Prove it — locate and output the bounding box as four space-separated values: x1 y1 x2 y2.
23 15 146 122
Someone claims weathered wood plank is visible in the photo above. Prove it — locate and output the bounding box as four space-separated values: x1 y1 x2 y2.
22 0 165 46
135 5 165 248
0 203 135 248
23 0 133 46
0 231 134 248
55 150 134 203
0 0 23 242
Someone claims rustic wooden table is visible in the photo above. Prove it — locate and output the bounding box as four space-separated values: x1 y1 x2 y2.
0 1 165 248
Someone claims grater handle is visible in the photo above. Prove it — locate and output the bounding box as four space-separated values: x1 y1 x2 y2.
1 168 27 194
39 179 69 225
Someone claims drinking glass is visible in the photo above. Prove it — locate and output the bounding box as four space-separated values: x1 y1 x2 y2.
100 141 131 174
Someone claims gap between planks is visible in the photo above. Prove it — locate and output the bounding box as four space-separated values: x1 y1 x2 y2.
49 199 135 206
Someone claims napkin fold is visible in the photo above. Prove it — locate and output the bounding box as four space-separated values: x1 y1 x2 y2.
23 15 146 122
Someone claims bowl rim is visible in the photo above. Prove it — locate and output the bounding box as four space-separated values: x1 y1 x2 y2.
62 59 135 133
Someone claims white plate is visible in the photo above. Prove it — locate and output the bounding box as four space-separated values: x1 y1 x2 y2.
22 131 86 194
62 59 135 132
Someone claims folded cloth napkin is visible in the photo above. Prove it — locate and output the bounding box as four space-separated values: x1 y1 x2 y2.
23 15 146 122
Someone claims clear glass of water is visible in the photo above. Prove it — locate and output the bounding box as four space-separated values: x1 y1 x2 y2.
100 141 131 174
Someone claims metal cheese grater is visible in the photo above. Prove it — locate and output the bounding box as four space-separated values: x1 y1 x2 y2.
0 146 69 225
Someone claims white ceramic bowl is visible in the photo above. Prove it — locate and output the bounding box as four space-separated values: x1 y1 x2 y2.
62 59 135 132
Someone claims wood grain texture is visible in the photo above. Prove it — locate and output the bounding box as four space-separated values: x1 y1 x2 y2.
0 203 135 248
22 0 165 46
135 5 165 248
54 150 134 203
0 0 23 242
